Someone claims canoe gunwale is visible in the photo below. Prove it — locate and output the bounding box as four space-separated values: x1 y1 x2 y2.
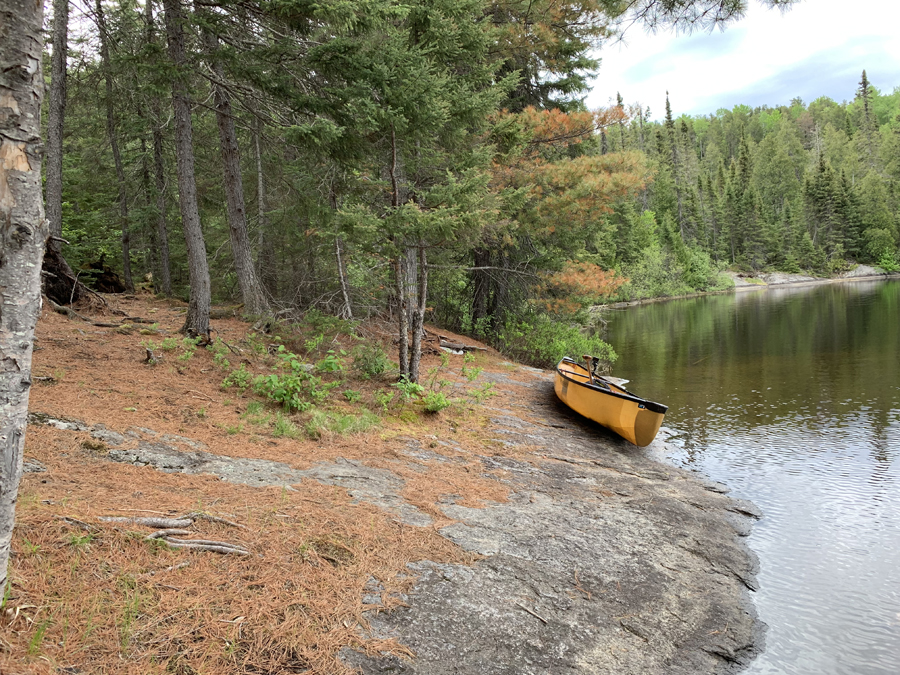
556 357 668 415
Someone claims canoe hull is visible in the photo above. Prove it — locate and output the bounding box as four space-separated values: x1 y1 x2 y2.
554 358 667 447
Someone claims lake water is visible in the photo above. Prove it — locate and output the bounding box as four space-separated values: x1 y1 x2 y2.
606 278 900 675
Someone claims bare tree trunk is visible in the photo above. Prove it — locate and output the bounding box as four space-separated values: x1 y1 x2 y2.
162 0 211 337
409 243 428 383
200 18 268 317
253 115 276 297
145 0 172 296
151 110 172 295
46 0 67 252
388 123 409 379
335 236 352 320
0 0 48 588
393 254 409 379
95 0 134 292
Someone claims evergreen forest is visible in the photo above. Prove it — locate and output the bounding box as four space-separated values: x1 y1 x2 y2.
44 0 900 373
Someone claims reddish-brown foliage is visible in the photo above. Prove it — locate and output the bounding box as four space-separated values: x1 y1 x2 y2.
536 261 627 315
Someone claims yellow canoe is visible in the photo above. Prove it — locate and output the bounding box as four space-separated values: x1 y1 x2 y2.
554 357 668 447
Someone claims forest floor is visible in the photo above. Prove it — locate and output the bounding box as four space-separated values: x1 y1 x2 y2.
3 293 762 675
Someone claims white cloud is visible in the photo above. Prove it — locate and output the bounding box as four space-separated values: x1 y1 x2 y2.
586 0 900 119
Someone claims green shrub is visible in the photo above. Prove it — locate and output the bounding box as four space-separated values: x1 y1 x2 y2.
352 344 393 379
315 349 346 373
222 364 253 392
422 391 451 413
495 312 617 370
252 373 316 412
393 378 425 402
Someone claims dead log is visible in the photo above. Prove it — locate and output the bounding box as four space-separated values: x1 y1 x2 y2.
438 336 487 352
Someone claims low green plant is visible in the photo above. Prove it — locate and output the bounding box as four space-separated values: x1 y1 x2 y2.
245 332 269 356
460 352 483 382
316 349 346 373
250 346 336 411
222 364 253 392
28 618 52 655
272 413 301 438
468 381 497 403
66 532 95 550
422 391 452 413
373 389 395 412
208 338 232 370
393 378 425 402
352 343 392 379
343 389 362 403
304 333 325 353
424 352 450 390
305 410 379 438
20 538 40 555
159 336 179 351
178 336 202 362
241 400 271 426
253 372 320 412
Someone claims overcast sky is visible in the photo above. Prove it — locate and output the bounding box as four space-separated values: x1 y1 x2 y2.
585 0 900 120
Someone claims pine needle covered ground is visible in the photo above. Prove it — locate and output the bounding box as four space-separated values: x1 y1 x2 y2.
2 293 544 675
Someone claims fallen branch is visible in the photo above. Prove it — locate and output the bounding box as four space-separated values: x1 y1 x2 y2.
515 602 548 624
178 512 246 529
99 516 194 528
55 515 97 532
164 541 250 555
145 529 193 539
165 537 249 551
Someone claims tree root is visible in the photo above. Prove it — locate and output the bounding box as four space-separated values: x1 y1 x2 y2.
101 513 250 555
177 511 245 529
99 516 194 528
163 541 250 555
145 529 193 539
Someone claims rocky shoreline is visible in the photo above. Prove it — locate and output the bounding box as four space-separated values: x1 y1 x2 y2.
612 265 897 308
29 366 765 674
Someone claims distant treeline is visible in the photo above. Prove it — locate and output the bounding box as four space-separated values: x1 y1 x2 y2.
604 72 900 299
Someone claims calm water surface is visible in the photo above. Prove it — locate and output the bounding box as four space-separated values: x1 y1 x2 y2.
607 278 900 675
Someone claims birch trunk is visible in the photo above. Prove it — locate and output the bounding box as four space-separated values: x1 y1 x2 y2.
162 0 211 337
96 0 134 292
200 20 268 317
46 0 67 251
0 0 48 587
